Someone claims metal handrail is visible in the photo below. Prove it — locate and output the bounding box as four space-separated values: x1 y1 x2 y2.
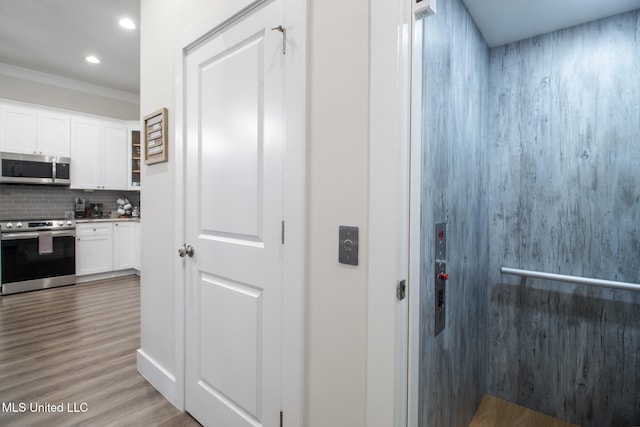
500 267 640 292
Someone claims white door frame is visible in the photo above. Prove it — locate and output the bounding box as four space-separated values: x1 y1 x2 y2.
407 16 424 427
173 1 306 425
367 0 413 426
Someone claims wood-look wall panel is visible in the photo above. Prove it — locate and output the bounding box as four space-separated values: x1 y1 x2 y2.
488 10 640 426
418 0 490 425
0 276 200 427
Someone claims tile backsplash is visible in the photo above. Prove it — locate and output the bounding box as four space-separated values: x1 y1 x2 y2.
0 185 140 220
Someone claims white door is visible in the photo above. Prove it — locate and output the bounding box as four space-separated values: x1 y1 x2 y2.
184 1 284 426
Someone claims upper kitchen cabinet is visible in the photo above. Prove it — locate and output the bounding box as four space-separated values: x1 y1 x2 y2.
128 124 141 191
70 117 128 190
101 122 128 190
0 101 71 157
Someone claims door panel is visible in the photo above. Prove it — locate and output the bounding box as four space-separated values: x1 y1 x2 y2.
184 2 284 426
200 274 262 417
200 34 264 241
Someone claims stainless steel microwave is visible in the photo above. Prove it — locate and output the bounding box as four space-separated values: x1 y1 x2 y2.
0 152 70 185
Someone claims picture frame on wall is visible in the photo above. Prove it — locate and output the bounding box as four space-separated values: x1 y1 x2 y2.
143 108 168 165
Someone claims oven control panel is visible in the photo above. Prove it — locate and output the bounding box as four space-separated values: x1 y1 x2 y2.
0 219 75 232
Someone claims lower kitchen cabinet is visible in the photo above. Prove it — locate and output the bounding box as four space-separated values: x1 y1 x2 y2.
113 221 136 270
133 221 140 270
76 221 140 277
76 223 113 275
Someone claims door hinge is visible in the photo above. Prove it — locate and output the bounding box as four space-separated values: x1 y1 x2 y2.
281 220 285 244
271 25 287 54
280 411 283 427
396 279 407 301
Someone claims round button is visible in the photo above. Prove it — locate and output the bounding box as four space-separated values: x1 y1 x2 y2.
16 222 23 228
66 221 73 226
58 221 64 226
6 223 12 229
343 239 354 252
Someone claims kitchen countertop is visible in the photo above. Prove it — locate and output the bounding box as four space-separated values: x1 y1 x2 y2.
76 217 140 223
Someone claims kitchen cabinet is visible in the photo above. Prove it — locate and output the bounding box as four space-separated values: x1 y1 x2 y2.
70 117 128 190
76 223 113 275
39 110 71 156
76 220 141 277
102 123 128 190
127 124 141 190
113 221 136 270
133 221 140 270
0 102 70 157
70 118 100 188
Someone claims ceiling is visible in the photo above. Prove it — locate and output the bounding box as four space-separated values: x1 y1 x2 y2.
463 0 640 47
0 0 140 95
0 0 637 96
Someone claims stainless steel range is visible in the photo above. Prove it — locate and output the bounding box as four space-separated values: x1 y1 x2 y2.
0 219 76 295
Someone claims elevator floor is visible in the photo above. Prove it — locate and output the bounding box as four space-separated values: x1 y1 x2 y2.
470 394 578 427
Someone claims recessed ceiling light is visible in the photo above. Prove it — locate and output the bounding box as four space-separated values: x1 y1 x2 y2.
86 55 101 64
119 17 136 30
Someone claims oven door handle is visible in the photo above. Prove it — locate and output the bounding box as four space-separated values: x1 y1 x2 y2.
1 230 76 240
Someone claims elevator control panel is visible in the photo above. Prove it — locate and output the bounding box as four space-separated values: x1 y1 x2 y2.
339 226 359 266
435 222 447 336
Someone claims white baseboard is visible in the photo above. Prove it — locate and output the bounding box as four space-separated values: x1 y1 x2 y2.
136 348 180 409
76 269 138 283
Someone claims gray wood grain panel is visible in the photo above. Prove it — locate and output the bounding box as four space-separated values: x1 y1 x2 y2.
419 0 490 425
0 276 200 427
488 10 640 427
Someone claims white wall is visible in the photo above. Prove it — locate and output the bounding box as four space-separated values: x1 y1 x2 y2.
0 73 138 120
138 0 218 401
305 0 370 425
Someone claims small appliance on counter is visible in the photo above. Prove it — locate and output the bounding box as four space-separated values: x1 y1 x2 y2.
89 203 104 218
75 197 86 219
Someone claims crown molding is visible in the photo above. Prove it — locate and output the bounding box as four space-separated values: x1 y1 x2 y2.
0 62 139 104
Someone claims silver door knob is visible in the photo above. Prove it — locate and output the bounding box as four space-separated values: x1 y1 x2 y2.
178 244 195 258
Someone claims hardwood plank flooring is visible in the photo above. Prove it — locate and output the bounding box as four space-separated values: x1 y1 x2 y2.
0 276 200 427
469 394 579 427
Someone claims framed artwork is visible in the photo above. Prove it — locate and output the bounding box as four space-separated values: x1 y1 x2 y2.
143 108 168 165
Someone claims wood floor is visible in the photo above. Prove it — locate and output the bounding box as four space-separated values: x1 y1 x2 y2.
469 394 579 427
0 276 200 427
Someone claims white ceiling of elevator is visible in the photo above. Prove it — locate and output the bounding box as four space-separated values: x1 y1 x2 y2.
463 0 640 47
0 0 638 94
